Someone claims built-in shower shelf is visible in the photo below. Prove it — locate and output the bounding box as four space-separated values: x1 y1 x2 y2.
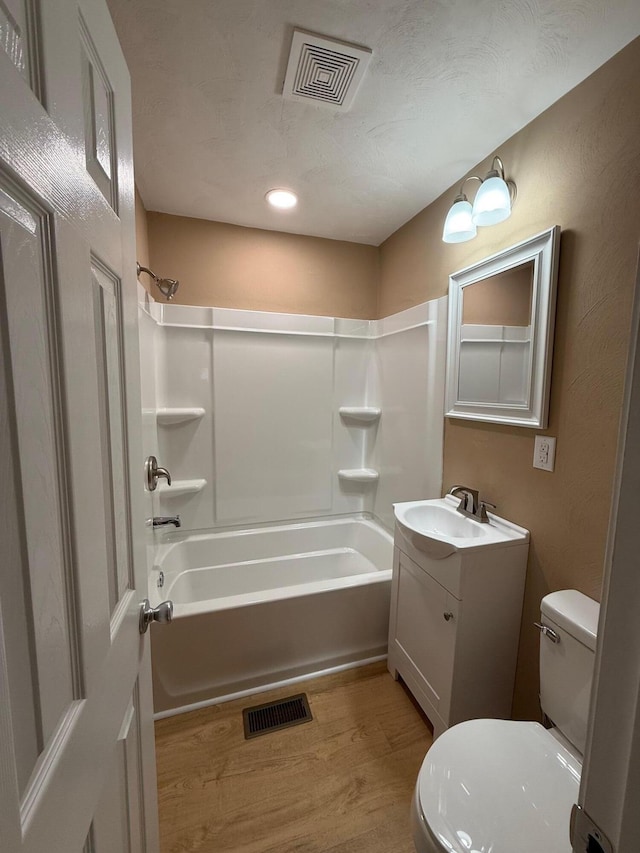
156 407 205 425
157 478 207 498
338 468 379 483
339 406 381 423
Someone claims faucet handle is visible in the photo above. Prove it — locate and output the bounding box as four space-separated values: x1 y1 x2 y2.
477 500 496 522
449 485 479 513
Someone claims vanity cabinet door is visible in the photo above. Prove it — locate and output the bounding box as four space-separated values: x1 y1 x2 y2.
390 550 458 719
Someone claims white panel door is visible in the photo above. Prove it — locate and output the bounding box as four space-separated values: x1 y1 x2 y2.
573 255 640 852
0 1 160 852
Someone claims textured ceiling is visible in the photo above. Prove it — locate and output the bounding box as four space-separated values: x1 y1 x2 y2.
106 0 640 245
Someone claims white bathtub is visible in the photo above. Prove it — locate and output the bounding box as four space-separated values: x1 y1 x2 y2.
150 517 393 716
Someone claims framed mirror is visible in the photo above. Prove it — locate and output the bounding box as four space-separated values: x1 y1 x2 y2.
445 226 560 428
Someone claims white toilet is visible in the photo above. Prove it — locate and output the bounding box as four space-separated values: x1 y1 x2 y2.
411 589 599 853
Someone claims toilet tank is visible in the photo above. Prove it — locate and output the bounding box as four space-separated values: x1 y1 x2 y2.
539 589 600 755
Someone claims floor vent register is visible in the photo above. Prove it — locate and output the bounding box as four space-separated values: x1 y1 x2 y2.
242 693 313 739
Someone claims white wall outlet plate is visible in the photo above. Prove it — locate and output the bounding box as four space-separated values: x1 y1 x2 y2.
533 435 556 471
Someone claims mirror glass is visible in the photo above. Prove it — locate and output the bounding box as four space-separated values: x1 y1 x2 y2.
446 227 560 428
458 262 534 405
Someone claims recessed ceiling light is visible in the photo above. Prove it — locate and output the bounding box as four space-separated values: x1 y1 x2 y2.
266 188 298 210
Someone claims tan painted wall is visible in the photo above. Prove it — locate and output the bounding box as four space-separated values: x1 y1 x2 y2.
462 263 533 327
146 213 379 319
135 187 151 291
379 37 640 720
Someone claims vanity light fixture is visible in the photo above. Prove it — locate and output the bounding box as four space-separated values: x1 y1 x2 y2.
266 188 298 209
442 176 481 244
442 156 517 244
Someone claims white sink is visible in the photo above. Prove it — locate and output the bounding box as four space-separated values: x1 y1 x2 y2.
394 496 529 559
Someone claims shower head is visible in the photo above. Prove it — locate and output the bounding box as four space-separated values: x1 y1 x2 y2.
136 262 180 301
156 277 180 300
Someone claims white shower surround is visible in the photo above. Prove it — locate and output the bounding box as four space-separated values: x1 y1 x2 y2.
139 287 447 534
138 287 447 713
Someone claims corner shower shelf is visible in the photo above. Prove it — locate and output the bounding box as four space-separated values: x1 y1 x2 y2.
338 468 379 483
157 478 207 498
338 406 381 423
156 407 205 425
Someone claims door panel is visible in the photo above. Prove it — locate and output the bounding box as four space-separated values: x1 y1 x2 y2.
87 688 144 853
92 262 133 617
0 180 79 780
80 17 117 211
0 209 41 799
0 0 41 94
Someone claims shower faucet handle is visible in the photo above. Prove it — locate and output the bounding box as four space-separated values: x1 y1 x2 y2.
145 455 172 491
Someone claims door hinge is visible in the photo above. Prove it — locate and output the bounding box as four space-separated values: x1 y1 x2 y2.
570 804 614 853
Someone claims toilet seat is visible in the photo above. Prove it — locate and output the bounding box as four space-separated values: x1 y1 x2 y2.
413 718 581 853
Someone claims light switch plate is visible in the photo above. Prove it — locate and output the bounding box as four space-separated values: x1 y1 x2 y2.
533 435 556 471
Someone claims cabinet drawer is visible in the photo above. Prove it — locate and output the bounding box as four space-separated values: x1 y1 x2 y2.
392 550 458 715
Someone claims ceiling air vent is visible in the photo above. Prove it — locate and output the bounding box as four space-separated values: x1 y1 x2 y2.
282 29 372 111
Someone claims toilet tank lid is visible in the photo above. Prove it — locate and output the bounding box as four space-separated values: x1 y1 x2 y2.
541 590 599 651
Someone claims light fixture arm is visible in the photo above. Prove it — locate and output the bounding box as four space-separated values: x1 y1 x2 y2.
492 155 506 177
455 161 516 202
484 156 517 204
454 175 483 202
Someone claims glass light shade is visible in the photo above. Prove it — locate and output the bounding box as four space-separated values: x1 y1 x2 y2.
266 188 298 209
442 199 477 243
471 176 511 225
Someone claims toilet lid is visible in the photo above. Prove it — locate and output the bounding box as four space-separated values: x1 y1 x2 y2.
417 719 581 853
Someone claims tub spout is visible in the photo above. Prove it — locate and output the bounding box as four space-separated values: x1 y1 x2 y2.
153 515 181 528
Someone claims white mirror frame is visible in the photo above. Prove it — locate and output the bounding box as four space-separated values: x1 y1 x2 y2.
445 225 561 428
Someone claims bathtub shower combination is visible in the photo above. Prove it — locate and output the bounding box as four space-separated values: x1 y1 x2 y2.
152 519 393 714
151 518 392 715
139 291 447 716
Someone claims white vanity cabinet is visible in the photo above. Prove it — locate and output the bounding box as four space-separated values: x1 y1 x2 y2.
388 518 529 739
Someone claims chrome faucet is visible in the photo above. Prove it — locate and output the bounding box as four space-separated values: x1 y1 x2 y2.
448 485 495 523
152 515 181 529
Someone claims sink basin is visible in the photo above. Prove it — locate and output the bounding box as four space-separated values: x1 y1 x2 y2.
399 504 489 540
394 496 529 559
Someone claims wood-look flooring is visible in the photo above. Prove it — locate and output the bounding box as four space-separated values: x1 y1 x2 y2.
154 661 433 853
